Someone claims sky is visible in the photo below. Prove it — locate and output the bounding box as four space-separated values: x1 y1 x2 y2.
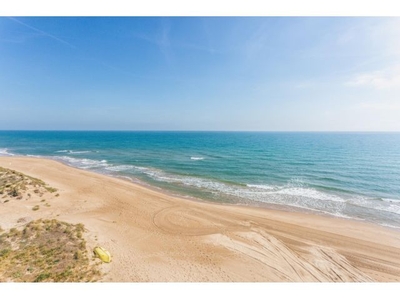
1 17 400 131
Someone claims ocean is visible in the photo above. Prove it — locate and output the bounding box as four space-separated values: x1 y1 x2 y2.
1 131 400 228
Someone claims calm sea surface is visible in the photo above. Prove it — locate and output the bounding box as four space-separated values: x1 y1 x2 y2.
1 131 400 228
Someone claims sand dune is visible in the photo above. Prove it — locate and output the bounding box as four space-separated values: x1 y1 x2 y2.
1 157 400 282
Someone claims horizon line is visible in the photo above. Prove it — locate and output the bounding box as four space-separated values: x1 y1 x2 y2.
1 129 400 133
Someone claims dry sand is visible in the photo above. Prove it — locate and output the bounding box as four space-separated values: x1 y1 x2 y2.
1 156 400 282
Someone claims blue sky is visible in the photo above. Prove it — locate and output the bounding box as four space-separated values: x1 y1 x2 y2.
1 17 400 131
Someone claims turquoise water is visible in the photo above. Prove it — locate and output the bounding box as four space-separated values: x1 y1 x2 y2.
1 131 400 228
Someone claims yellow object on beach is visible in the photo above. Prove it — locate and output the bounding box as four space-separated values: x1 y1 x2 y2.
94 246 111 263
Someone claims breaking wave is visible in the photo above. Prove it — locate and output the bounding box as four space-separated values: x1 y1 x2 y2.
56 150 92 154
190 157 204 160
54 156 109 169
0 148 15 156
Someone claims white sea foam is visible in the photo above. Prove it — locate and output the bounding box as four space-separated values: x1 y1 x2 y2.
130 166 344 209
272 187 346 203
55 156 109 169
56 150 93 154
346 196 400 216
0 148 15 156
105 165 134 172
70 150 91 154
130 165 231 192
383 205 400 215
381 198 400 203
367 203 400 215
130 166 347 205
247 184 275 190
190 157 204 160
379 223 400 229
132 166 150 171
55 150 91 154
129 167 357 219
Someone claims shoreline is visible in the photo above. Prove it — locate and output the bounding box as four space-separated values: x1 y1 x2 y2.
1 156 400 282
44 156 400 231
6 153 393 231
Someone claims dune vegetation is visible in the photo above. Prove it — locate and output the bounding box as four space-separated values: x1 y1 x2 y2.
0 219 101 282
0 166 59 207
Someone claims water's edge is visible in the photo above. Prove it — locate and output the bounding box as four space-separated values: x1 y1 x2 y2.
2 153 399 232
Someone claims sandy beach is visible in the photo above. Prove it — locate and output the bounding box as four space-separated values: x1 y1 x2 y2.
1 156 400 282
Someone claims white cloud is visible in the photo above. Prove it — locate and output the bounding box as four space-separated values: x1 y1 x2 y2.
346 65 400 89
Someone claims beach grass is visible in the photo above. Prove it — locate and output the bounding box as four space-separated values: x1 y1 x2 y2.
0 166 58 203
0 219 101 282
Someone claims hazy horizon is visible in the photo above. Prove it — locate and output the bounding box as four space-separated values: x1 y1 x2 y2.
1 17 400 131
1 129 400 133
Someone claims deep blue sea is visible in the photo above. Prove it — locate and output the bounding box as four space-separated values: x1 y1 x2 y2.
1 131 400 228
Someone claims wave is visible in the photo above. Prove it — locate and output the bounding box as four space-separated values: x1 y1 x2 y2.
118 166 400 220
190 157 204 160
55 150 92 154
373 204 400 215
381 198 400 203
127 166 348 204
247 184 275 190
350 197 400 216
249 180 345 202
272 187 346 202
54 156 109 169
0 148 15 156
105 165 134 172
